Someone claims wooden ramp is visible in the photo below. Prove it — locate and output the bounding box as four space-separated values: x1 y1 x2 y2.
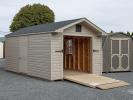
64 71 130 90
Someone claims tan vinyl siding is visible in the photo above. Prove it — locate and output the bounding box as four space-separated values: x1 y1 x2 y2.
28 34 51 80
5 37 19 72
64 24 103 75
92 37 103 74
51 33 63 80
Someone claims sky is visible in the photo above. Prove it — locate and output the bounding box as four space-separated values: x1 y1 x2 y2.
0 0 133 36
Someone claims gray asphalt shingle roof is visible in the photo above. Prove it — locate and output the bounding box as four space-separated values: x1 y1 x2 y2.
6 18 83 37
107 32 129 36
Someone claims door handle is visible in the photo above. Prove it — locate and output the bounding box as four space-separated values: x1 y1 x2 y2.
55 49 64 53
18 57 22 60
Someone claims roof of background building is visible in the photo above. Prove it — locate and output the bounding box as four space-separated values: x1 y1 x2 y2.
0 37 5 42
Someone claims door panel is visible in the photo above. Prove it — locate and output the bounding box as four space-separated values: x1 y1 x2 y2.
121 40 129 70
121 55 128 69
64 36 91 73
112 55 119 69
121 40 128 54
111 38 129 71
111 40 120 71
19 37 28 73
112 40 119 54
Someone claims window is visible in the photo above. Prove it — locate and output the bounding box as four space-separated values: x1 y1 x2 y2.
76 24 82 32
66 39 73 54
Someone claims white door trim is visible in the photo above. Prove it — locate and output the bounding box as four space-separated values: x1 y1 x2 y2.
111 38 130 71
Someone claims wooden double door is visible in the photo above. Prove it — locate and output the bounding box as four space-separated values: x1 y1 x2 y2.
64 36 92 73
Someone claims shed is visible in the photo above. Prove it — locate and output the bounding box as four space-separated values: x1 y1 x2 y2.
0 37 5 58
103 32 133 72
5 18 106 80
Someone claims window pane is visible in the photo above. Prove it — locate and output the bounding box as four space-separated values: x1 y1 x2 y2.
76 25 82 32
112 40 119 54
121 40 128 54
66 39 73 54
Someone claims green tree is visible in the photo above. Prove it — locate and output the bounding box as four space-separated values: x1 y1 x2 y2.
110 30 114 33
131 32 133 38
10 4 55 32
127 31 130 36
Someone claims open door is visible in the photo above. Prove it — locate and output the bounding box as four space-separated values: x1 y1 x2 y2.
19 37 28 74
64 36 92 73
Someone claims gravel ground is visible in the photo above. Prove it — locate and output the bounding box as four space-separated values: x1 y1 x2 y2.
0 60 133 100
